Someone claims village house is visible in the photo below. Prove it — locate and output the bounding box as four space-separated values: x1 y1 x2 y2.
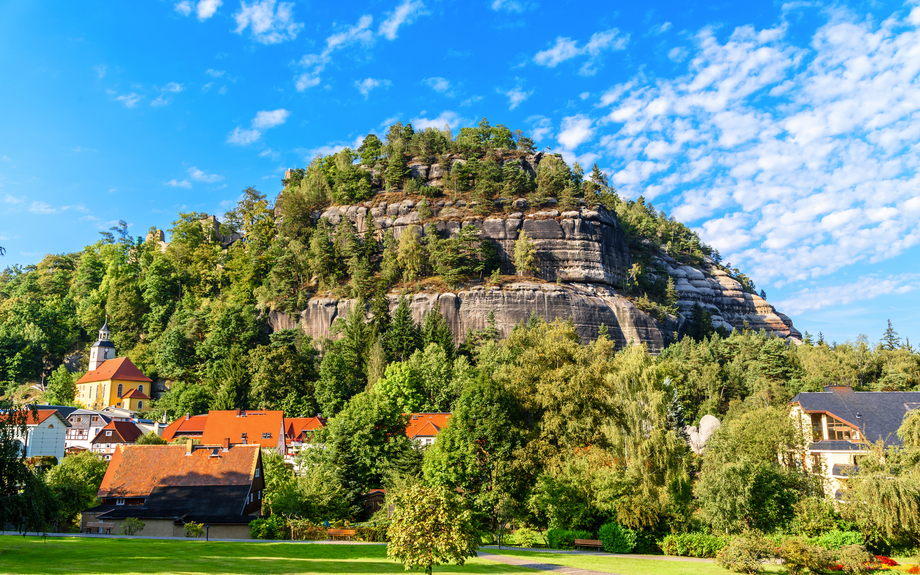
75 322 152 411
1 408 70 460
284 416 326 453
162 410 285 453
82 441 264 539
65 410 113 454
90 420 144 459
405 413 451 446
789 385 920 498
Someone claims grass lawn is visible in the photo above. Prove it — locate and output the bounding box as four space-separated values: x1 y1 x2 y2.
0 537 530 575
489 549 784 575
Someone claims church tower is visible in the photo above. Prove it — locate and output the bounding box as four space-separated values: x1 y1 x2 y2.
88 320 115 371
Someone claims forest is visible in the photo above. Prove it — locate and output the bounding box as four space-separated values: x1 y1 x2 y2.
2 119 920 565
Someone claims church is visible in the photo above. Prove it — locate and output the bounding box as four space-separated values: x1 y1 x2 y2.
75 321 152 411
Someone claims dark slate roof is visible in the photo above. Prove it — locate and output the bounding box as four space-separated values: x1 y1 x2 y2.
790 390 920 446
97 484 251 521
68 410 113 430
35 405 79 419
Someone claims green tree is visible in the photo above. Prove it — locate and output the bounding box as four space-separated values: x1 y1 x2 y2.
387 484 479 575
135 431 167 445
45 450 109 529
358 134 384 167
882 319 902 351
387 295 420 362
513 229 537 276
44 364 76 406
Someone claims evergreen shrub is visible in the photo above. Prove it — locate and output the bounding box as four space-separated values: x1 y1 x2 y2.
598 522 637 553
659 532 726 558
546 528 593 550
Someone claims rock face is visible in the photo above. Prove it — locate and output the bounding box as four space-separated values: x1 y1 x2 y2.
319 203 631 286
686 414 721 454
656 254 801 340
268 281 671 353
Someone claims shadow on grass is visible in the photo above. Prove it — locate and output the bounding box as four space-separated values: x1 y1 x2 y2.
0 537 530 574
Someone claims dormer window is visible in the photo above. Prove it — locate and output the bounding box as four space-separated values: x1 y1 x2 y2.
105 430 112 437
116 498 125 505
262 432 272 439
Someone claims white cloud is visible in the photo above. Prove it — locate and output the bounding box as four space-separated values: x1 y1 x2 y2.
499 82 533 110
174 1 192 16
557 114 594 150
3 194 23 204
228 109 290 145
355 78 391 98
188 167 224 183
424 77 451 94
196 0 222 20
115 93 142 108
526 115 553 144
651 22 672 35
295 14 374 91
28 201 86 214
410 110 468 130
205 69 225 77
93 65 107 78
491 0 532 12
233 0 303 44
252 109 290 129
460 95 482 107
165 179 193 189
594 9 920 288
534 28 629 75
379 0 426 40
161 82 183 92
776 273 920 315
668 46 688 62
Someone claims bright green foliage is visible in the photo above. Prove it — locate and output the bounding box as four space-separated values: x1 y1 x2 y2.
135 431 166 445
43 364 76 406
45 449 108 529
659 532 727 558
387 484 479 575
545 529 593 550
598 522 637 553
358 134 384 167
121 517 146 536
714 533 774 574
513 229 537 276
375 361 425 413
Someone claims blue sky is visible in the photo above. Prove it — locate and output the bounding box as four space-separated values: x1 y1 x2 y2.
2 0 919 346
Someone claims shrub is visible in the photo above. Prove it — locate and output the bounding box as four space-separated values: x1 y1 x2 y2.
715 533 774 574
354 522 390 543
509 528 541 548
831 545 875 575
121 517 145 536
288 519 327 541
183 521 204 538
779 537 832 575
598 522 637 554
249 515 288 539
546 529 593 550
659 532 727 558
810 530 864 550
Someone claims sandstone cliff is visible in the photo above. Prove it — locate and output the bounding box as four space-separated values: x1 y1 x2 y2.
269 197 800 350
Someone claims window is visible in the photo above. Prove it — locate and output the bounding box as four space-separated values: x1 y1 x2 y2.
106 430 112 437
138 385 143 393
117 384 123 398
827 415 857 441
810 413 823 441
255 468 260 478
262 432 272 439
137 401 143 410
116 498 125 506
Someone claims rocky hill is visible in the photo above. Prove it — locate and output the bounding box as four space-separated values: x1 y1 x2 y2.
267 148 800 352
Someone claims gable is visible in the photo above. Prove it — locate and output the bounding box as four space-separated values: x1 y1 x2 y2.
75 357 152 385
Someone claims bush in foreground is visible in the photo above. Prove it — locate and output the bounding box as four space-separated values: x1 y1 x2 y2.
778 537 832 575
546 528 593 550
659 532 726 558
598 522 637 554
715 533 774 574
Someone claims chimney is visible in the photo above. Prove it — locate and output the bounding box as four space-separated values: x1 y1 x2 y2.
186 412 190 421
186 439 194 455
222 437 230 451
823 384 853 394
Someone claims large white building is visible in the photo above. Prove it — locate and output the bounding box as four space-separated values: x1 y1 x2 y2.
4 409 70 460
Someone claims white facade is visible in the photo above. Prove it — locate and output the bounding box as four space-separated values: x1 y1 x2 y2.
17 412 69 460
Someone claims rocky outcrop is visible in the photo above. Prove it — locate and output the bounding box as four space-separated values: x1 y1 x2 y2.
686 414 721 454
655 254 801 340
321 203 632 287
268 281 671 353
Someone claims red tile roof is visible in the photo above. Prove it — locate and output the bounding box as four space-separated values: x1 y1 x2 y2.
161 414 209 442
405 413 451 439
92 420 144 444
98 444 260 498
75 357 152 384
122 388 151 400
0 408 68 427
284 416 326 439
200 410 285 449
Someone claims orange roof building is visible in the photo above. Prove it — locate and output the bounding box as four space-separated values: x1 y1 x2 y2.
82 443 265 537
75 323 152 411
90 420 144 459
162 410 286 453
405 413 451 446
284 416 326 442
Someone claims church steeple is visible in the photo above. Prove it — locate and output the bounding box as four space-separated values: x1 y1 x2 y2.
88 319 115 371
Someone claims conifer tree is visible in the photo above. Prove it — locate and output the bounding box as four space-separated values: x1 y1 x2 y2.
882 319 902 351
513 229 537 276
387 295 420 362
362 213 377 265
422 310 454 359
307 219 337 288
398 226 426 283
387 143 410 190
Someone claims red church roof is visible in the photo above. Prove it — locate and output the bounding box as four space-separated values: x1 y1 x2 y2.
75 357 152 384
405 413 451 439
